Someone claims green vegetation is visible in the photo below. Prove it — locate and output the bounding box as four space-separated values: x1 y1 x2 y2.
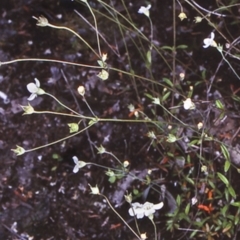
2 0 240 239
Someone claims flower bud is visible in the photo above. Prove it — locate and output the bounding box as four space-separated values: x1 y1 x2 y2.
77 86 85 96
178 12 187 21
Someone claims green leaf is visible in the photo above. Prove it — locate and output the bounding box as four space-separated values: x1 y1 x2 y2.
224 160 231 173
225 188 230 202
208 180 216 191
230 201 240 207
163 77 173 87
190 230 198 238
188 139 201 146
97 69 109 80
185 203 190 215
161 46 173 51
68 123 79 133
51 166 58 171
176 195 181 206
133 189 139 195
185 177 194 186
228 186 236 199
215 99 224 109
88 118 98 125
221 204 229 217
109 175 116 183
144 93 154 100
217 172 229 186
162 91 171 102
52 153 62 161
221 143 230 162
176 44 188 49
146 50 152 65
234 216 240 225
97 60 104 68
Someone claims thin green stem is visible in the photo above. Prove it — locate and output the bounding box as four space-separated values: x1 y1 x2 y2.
150 218 157 240
34 110 91 120
0 58 101 68
218 50 240 80
99 194 142 240
82 97 97 117
104 151 123 166
97 0 172 71
84 1 102 57
24 123 93 153
47 23 100 59
44 93 80 116
129 204 141 237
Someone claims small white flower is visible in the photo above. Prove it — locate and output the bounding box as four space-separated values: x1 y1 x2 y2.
77 86 85 96
138 4 151 17
124 193 132 203
32 16 49 27
166 133 177 143
97 145 106 154
152 97 160 105
147 131 156 139
72 156 87 173
178 12 187 21
89 184 100 195
140 233 147 240
191 196 198 205
129 201 163 219
27 78 45 101
123 160 130 168
11 145 26 156
21 103 35 115
183 98 195 110
201 165 208 173
197 122 203 130
203 32 217 48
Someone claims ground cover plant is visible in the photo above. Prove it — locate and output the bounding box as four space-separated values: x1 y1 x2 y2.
1 0 240 239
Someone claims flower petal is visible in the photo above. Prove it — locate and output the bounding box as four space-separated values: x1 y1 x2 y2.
34 78 40 87
153 202 164 210
27 93 37 101
73 156 79 165
73 165 79 173
210 32 215 40
144 208 155 217
27 83 38 93
136 211 145 219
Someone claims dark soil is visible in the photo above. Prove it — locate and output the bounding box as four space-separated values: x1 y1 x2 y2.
1 0 240 239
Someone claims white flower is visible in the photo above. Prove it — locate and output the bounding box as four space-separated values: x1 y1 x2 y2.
178 12 187 21
166 133 177 143
129 201 163 219
72 156 87 173
21 103 35 115
138 4 151 17
191 196 198 205
183 98 195 110
77 86 85 96
11 145 26 156
32 16 49 27
147 131 156 139
197 122 203 130
203 32 217 48
89 184 100 195
152 97 160 105
140 233 147 240
27 78 45 101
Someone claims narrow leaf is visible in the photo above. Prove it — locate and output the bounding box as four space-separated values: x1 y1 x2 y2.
217 172 229 186
228 186 236 199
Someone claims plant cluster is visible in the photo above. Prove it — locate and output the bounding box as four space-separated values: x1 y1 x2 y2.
2 0 240 239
